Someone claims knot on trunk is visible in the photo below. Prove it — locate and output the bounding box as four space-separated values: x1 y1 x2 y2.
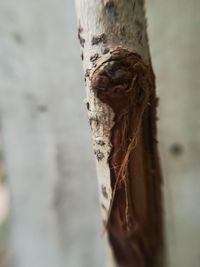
91 48 153 114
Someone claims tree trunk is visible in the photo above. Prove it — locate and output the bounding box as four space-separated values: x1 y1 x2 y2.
75 1 163 266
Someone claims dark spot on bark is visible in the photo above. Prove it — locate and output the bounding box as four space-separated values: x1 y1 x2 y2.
78 26 83 33
170 143 183 156
97 140 105 146
38 105 47 112
79 36 85 48
81 52 84 60
85 69 90 78
78 26 85 48
94 149 104 161
101 47 110 54
101 185 108 199
13 32 23 44
85 69 90 82
86 102 90 110
104 1 118 17
92 33 107 45
101 203 107 210
90 53 99 62
89 116 99 127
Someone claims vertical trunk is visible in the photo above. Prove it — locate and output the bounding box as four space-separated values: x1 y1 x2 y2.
75 1 163 266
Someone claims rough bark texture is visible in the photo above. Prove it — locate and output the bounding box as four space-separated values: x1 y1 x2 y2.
75 1 163 266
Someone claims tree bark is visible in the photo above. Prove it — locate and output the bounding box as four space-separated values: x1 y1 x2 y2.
75 1 163 266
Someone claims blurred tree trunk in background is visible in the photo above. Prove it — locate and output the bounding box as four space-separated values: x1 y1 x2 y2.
0 1 199 267
0 1 105 267
146 1 200 267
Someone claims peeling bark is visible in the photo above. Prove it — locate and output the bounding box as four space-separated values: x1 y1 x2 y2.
75 1 163 266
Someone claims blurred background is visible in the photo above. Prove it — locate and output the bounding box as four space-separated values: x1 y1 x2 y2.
0 0 199 266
